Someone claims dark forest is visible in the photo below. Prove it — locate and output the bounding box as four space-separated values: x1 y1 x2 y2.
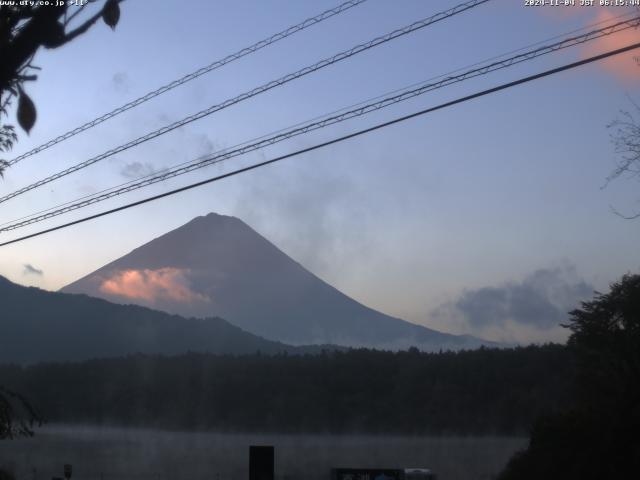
0 344 571 435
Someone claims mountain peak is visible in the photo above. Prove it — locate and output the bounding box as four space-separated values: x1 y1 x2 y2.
178 211 243 231
62 214 495 351
195 211 239 223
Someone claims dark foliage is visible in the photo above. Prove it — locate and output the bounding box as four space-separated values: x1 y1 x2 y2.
0 0 122 174
0 468 14 480
499 274 640 480
0 386 40 439
0 344 572 435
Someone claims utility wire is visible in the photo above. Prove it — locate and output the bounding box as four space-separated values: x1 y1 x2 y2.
32 0 628 229
0 0 490 205
5 7 636 230
1 11 636 230
6 0 370 166
2 41 638 248
2 15 638 232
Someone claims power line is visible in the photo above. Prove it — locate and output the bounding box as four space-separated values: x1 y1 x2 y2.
2 15 637 231
0 0 491 205
25 0 621 230
2 41 638 248
6 0 370 167
5 7 635 231
1 14 637 232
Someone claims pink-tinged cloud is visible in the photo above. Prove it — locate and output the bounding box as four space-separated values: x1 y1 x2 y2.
537 5 639 82
582 11 640 82
99 267 209 304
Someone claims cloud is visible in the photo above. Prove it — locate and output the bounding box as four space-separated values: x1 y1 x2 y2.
231 161 376 275
99 268 209 304
120 161 159 179
118 133 216 180
539 6 639 82
431 265 594 343
111 72 130 94
194 133 217 156
23 264 43 276
582 10 640 83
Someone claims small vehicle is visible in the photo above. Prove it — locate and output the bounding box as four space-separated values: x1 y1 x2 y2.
404 468 436 480
331 467 436 480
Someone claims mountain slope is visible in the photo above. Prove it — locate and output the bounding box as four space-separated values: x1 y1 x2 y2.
0 275 313 364
62 213 493 350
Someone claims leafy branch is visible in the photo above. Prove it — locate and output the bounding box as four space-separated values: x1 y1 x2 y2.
0 0 123 177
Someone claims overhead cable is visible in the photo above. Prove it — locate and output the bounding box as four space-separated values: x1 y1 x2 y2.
1 41 638 247
6 0 371 166
0 0 490 204
2 15 637 232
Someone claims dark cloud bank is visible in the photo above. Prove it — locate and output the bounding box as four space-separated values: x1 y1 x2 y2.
439 266 594 332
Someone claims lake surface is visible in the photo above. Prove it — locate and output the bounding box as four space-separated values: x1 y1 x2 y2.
0 426 526 480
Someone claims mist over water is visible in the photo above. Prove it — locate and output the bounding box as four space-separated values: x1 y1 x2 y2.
0 425 525 480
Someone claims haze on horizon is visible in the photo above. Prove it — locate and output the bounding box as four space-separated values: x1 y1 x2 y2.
0 0 639 345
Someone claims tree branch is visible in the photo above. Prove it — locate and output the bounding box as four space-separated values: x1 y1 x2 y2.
62 0 124 44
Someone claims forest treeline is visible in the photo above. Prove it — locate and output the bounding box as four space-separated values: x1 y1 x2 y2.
0 344 572 435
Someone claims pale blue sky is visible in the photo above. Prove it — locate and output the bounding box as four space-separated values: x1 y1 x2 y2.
1 0 639 343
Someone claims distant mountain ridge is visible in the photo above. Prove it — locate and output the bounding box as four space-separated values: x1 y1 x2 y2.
0 275 325 364
62 212 494 351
